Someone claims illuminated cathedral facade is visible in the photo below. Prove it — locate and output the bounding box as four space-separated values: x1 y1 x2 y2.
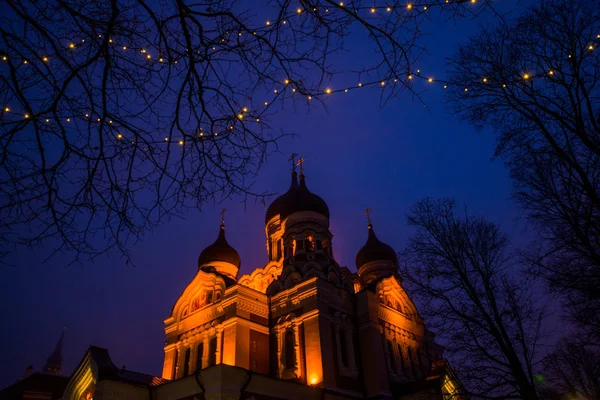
58 165 461 400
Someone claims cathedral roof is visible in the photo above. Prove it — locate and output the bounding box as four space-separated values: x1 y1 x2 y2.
356 224 398 269
197 224 241 269
265 171 330 224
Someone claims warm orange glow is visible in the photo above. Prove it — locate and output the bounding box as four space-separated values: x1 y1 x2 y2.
310 376 318 385
523 73 530 80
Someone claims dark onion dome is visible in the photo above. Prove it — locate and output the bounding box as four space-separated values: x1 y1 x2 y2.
265 171 330 224
197 224 241 269
356 224 398 269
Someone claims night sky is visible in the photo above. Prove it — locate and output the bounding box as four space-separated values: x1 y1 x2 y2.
1 0 543 387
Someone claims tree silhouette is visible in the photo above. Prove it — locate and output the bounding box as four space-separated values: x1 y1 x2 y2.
401 198 545 399
445 0 600 340
1 0 490 262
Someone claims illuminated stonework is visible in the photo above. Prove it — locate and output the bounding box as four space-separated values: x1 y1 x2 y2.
59 168 464 400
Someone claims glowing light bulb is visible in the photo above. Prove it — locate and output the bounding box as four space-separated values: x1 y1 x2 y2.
237 114 243 119
266 21 271 26
242 107 248 112
45 119 49 122
408 75 413 80
284 79 290 84
24 114 30 118
325 88 332 94
164 137 168 141
292 88 296 92
502 84 506 88
264 101 268 106
97 118 101 122
428 77 433 82
358 82 363 87
3 107 8 112
23 60 28 64
256 118 260 122
407 4 413 10
344 89 348 92
548 70 554 75
482 78 487 82
380 81 385 86
523 73 530 80
43 57 48 62
69 43 75 49
387 7 391 11
159 58 164 62
339 2 344 6
123 46 127 50
297 8 302 13
109 39 113 43
274 89 278 93
109 120 113 124
117 133 123 139
179 140 184 145
310 377 318 385
282 20 287 24
66 118 71 122
141 49 146 53
443 85 447 89
471 0 476 3
2 56 6 61
146 54 151 59
588 45 594 50
85 114 89 117
308 96 312 100
423 6 427 10
371 8 376 13
464 88 468 92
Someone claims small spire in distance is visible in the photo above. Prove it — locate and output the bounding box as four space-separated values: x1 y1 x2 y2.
220 208 227 227
43 326 66 375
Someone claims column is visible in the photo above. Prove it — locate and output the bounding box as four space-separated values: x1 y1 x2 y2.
293 321 303 379
202 335 209 370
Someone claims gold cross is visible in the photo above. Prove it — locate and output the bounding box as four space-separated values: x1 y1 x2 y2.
296 157 306 174
220 208 227 225
289 153 298 171
363 208 372 225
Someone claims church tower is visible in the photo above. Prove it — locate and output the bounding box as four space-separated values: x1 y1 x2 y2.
159 160 457 399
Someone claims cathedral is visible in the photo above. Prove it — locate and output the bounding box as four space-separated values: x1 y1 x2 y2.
15 164 462 400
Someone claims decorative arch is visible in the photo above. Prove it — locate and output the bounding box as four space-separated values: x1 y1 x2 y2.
376 276 421 321
170 270 227 323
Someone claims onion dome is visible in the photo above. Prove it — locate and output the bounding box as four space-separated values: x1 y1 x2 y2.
265 171 330 224
356 223 398 270
198 223 241 280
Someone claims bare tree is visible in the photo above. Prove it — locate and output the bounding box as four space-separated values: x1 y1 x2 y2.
0 0 493 263
542 337 600 400
400 198 546 400
445 0 600 339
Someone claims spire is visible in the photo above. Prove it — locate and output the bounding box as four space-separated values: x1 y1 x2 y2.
43 327 66 375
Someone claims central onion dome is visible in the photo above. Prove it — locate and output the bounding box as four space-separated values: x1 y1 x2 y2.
356 223 398 270
197 223 241 281
265 171 330 224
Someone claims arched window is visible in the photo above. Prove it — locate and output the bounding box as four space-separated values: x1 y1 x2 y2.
172 349 178 378
305 235 315 252
398 344 406 374
387 340 397 373
206 290 213 304
315 239 322 251
339 330 349 367
183 348 191 376
276 239 282 260
208 337 217 367
284 330 295 370
295 238 304 253
196 342 204 371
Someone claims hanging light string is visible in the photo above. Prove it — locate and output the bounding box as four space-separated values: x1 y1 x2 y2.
1 2 597 145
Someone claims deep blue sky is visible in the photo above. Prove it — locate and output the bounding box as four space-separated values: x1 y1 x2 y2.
1 0 546 387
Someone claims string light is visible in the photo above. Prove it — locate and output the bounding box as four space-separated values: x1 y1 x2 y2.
386 7 392 11
43 57 48 62
297 8 302 13
242 107 248 112
24 114 30 118
428 77 433 82
117 133 123 139
371 8 376 13
482 78 487 82
237 113 243 119
588 45 594 50
548 70 554 75
325 88 332 94
69 43 75 49
380 81 385 86
407 4 413 10
523 73 530 80
178 140 184 145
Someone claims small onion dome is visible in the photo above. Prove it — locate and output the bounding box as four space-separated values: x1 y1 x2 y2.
265 171 330 224
198 224 241 280
356 224 398 270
